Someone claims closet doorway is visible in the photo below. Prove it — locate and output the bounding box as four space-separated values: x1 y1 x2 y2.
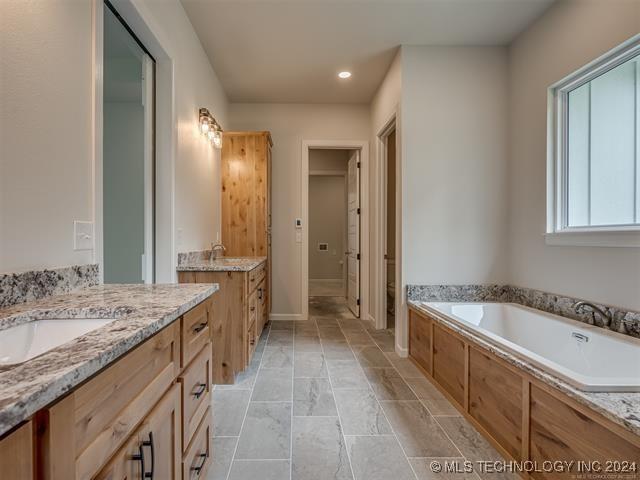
382 125 397 331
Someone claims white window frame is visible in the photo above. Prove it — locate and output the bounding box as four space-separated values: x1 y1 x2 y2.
546 34 640 248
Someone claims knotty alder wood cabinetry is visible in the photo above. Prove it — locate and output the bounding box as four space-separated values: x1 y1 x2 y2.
408 307 640 478
0 295 215 480
0 421 34 480
222 131 272 314
179 262 268 384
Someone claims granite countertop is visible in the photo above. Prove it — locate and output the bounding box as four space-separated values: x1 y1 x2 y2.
408 300 640 437
0 283 218 437
177 256 267 272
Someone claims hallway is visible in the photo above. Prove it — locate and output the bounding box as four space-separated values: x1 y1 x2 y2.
210 297 511 480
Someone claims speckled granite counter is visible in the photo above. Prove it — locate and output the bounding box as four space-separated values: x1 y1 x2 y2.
408 300 640 438
177 256 267 272
0 283 218 437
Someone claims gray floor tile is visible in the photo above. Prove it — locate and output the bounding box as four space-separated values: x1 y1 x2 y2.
235 402 292 459
369 331 396 352
410 458 480 480
405 377 461 416
212 389 252 437
293 378 337 416
252 367 293 401
294 336 323 352
216 359 260 390
322 342 356 360
343 330 375 346
270 320 295 330
353 345 393 367
315 317 340 326
380 400 461 457
294 351 328 377
292 416 353 480
262 346 294 368
333 389 392 435
267 330 294 346
364 367 418 400
345 435 416 480
228 460 291 480
384 352 424 378
337 319 365 331
207 437 238 480
326 360 370 389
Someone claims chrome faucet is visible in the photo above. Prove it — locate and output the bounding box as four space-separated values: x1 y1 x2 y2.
210 243 226 261
573 301 612 327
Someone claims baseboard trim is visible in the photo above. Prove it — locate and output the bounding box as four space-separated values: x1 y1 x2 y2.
269 313 305 321
309 278 344 283
395 344 408 358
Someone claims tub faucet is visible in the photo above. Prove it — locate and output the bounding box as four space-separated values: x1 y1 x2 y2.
573 301 612 327
211 243 226 261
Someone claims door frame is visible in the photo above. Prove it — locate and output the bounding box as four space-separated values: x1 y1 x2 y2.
92 0 177 283
376 114 401 333
301 140 370 321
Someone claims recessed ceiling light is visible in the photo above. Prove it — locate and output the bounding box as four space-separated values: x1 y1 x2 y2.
338 71 352 79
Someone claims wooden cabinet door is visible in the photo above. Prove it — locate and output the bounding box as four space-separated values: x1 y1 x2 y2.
95 385 181 480
137 384 181 480
0 421 33 480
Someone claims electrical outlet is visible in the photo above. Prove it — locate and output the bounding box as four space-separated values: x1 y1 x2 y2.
73 221 94 251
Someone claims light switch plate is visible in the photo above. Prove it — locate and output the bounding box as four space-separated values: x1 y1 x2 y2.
74 221 94 251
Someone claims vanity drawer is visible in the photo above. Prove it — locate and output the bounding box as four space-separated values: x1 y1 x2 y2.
248 289 258 327
181 300 212 368
247 320 257 363
248 263 266 290
179 345 212 451
182 408 212 480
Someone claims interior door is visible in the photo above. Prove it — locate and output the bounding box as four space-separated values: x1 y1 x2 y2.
347 151 360 317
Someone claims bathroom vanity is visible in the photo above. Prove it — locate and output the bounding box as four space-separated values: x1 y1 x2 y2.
178 256 268 384
0 284 217 480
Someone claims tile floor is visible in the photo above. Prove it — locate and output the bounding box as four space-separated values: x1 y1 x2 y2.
210 297 513 480
308 279 345 297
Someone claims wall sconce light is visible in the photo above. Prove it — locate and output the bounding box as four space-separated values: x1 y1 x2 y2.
199 107 223 149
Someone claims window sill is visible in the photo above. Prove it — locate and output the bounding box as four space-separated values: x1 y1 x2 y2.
545 230 640 248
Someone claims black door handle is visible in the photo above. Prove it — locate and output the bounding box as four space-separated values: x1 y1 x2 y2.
132 432 154 479
193 321 208 333
192 382 207 399
191 453 208 476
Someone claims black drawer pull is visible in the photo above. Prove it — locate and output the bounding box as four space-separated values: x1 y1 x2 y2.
191 452 208 476
193 321 208 333
258 288 263 300
133 432 154 479
192 382 207 399
250 306 256 312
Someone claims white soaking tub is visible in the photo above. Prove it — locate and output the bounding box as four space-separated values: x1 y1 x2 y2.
420 302 640 392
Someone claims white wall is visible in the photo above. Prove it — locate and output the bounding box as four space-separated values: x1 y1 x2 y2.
0 0 228 277
399 45 510 349
508 0 640 310
229 103 370 317
0 1 93 272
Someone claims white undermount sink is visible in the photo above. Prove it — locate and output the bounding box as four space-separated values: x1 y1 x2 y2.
0 318 114 367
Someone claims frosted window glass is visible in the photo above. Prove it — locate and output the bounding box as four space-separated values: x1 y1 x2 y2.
565 55 639 228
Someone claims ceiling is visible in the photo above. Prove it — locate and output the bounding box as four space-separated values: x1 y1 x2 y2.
181 0 555 104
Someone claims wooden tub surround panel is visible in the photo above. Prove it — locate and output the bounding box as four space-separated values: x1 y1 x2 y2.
408 307 640 478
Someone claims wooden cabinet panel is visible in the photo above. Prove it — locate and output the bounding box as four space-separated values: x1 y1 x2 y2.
249 262 266 288
95 384 181 480
179 346 212 451
529 385 640 479
433 324 465 407
408 309 432 374
0 421 33 480
182 408 212 480
257 279 267 337
181 300 211 368
469 347 522 460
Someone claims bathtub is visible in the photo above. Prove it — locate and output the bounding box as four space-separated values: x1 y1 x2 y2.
419 302 640 392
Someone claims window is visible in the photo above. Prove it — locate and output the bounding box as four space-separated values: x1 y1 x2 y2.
547 36 640 247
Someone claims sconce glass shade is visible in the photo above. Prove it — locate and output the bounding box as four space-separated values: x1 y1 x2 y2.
201 121 210 134
212 130 222 149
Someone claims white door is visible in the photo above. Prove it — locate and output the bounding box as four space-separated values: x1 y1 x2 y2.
347 151 360 317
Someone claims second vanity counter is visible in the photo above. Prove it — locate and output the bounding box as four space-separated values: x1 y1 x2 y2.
176 256 267 272
0 283 218 437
